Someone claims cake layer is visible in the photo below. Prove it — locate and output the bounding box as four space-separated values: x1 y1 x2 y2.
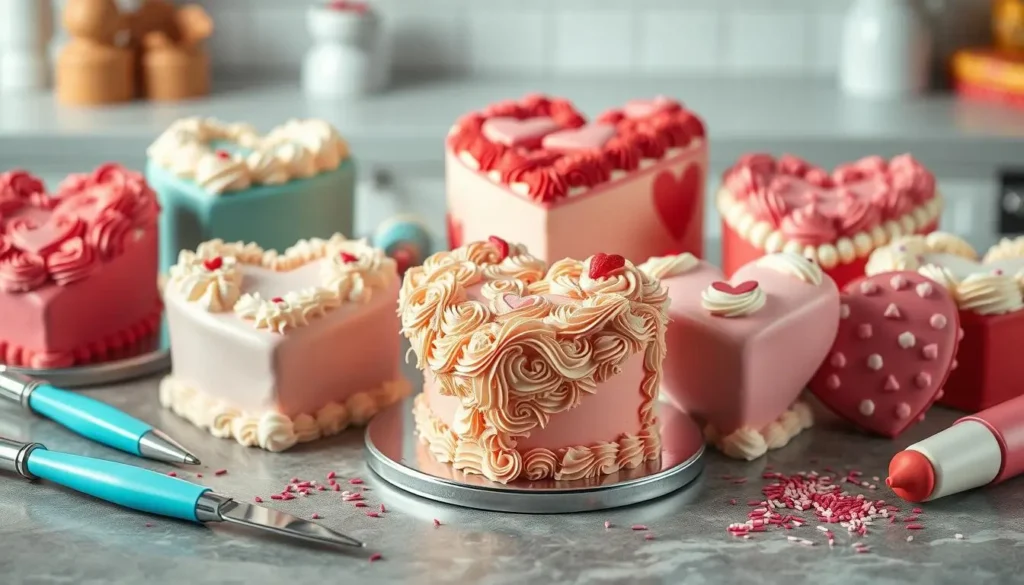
149 160 355 272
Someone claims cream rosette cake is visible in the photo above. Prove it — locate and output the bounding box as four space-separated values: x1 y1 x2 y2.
401 236 669 484
866 232 1024 412
160 234 409 452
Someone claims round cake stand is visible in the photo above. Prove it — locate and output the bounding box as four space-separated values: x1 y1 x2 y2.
2 321 170 388
364 398 706 514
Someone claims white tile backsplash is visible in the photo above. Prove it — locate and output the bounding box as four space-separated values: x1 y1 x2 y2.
181 0 990 79
638 11 722 74
551 11 635 74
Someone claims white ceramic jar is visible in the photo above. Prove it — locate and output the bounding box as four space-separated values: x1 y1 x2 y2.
839 0 933 98
0 0 54 91
302 2 389 98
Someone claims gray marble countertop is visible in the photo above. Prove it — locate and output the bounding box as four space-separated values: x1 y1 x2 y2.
1 356 1022 585
4 76 1024 173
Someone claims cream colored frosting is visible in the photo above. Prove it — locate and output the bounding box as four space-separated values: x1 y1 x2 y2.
169 235 398 331
637 253 699 280
159 375 411 452
716 187 943 269
705 401 814 461
701 283 767 317
400 238 669 484
755 252 824 285
167 252 243 312
867 233 1024 315
148 117 350 192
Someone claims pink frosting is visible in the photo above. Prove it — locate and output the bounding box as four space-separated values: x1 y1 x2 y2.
0 165 159 293
723 154 936 245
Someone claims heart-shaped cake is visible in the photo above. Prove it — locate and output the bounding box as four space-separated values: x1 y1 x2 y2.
718 154 942 288
146 117 356 272
159 234 409 452
866 232 1024 412
640 252 839 460
808 271 961 438
0 165 162 369
403 237 669 484
445 94 707 264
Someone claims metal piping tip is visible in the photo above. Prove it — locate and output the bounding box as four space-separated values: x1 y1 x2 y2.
183 453 201 466
138 429 201 466
217 500 366 549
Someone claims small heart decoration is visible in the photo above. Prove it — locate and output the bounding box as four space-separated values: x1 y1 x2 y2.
8 215 82 257
339 252 358 264
623 96 675 119
711 280 759 295
589 253 626 279
653 165 702 241
203 256 224 271
488 235 509 261
541 124 617 152
481 116 560 148
808 271 961 438
502 293 539 310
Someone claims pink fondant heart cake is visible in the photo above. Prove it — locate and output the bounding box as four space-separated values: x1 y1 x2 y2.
718 154 942 288
446 95 707 263
866 232 1024 413
403 237 669 484
0 165 162 369
160 235 409 452
639 252 840 460
808 270 961 438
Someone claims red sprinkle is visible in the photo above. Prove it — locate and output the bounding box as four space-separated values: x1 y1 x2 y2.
349 478 364 485
167 472 177 477
145 523 153 528
291 477 300 483
369 553 382 563
644 534 655 541
270 494 283 501
196 473 203 478
333 484 341 491
433 519 441 527
906 524 925 530
202 257 223 271
254 496 263 503
271 297 284 304
379 504 386 513
214 469 227 476
631 525 648 531
317 485 326 491
366 511 381 518
355 502 368 508
311 513 321 519
912 507 922 514
327 471 337 480
729 499 737 505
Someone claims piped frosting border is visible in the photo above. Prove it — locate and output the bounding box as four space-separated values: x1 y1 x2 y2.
159 375 411 452
148 118 350 195
704 401 814 461
866 233 1024 316
399 238 669 484
717 154 942 270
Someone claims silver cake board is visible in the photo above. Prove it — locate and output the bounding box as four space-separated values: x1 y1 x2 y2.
2 321 170 388
364 397 706 514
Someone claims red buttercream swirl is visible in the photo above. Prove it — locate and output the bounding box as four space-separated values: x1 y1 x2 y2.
46 236 98 287
779 205 838 245
496 150 561 184
836 190 882 234
746 188 791 227
87 210 133 260
0 251 48 292
777 155 812 178
603 136 641 171
648 113 690 148
595 110 625 125
548 99 586 128
871 183 915 220
802 168 834 189
449 127 507 172
0 235 11 259
554 152 612 189
722 166 768 201
888 154 935 204
625 129 667 160
514 167 568 203
675 111 706 140
483 100 527 118
0 170 44 199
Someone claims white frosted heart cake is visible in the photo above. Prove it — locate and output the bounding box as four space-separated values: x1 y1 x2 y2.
866 232 1024 413
402 237 669 484
639 252 839 460
159 235 409 451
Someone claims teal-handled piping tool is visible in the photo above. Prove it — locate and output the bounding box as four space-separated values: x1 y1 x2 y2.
0 366 199 465
0 437 364 549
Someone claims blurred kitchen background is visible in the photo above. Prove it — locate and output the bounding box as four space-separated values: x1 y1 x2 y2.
4 0 1023 263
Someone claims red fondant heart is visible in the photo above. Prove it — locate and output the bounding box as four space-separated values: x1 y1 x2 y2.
624 96 675 119
711 280 759 295
488 235 509 261
541 124 617 152
481 116 560 148
808 271 961 438
653 165 702 241
340 252 358 264
8 215 82 257
502 293 538 310
203 256 224 271
446 213 463 250
589 253 626 279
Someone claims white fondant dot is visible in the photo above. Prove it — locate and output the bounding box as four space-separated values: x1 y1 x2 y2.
895 402 912 420
861 281 879 295
930 314 947 329
859 399 876 416
916 282 933 298
867 354 884 370
826 374 841 390
914 372 931 389
830 352 847 368
884 303 901 319
858 324 873 339
898 332 916 349
840 304 850 319
890 275 907 290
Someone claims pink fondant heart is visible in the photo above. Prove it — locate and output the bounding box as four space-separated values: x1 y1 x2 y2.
481 117 560 148
8 215 81 257
541 124 617 152
808 271 960 438
653 165 702 241
656 256 840 437
502 293 539 310
623 96 675 119
711 280 759 295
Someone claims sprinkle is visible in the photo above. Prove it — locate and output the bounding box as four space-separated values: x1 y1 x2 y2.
906 536 914 542
644 534 655 541
145 523 153 527
379 504 387 513
214 469 227 476
904 516 919 522
254 496 263 503
333 484 341 491
343 493 364 502
433 519 442 527
732 478 748 484
907 524 925 530
955 533 964 540
291 477 300 483
366 511 381 518
604 521 611 529
327 471 336 480
167 472 177 477
631 525 648 531
317 485 326 491
369 553 382 563
729 499 737 505
856 547 871 554
270 494 283 501
311 513 321 519
355 502 368 508
912 507 922 514
349 478 364 485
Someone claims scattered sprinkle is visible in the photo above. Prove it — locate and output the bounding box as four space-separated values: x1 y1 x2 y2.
644 534 655 541
349 478 364 485
196 473 203 478
729 499 737 505
291 477 300 483
317 485 326 491
369 553 382 563
955 533 964 540
366 511 381 518
907 524 925 531
433 519 441 527
214 469 227 476
631 525 648 531
145 523 153 528
906 536 914 542
604 521 611 529
355 502 368 508
327 471 336 480
311 513 321 519
333 484 341 491
912 507 922 514
167 472 177 477
380 504 387 513
270 494 283 501
254 496 263 503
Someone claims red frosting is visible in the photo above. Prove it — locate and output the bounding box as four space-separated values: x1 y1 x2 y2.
447 95 705 204
723 154 937 246
0 165 160 293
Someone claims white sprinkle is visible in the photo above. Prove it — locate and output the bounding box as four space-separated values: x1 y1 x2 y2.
907 536 914 542
955 533 964 540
